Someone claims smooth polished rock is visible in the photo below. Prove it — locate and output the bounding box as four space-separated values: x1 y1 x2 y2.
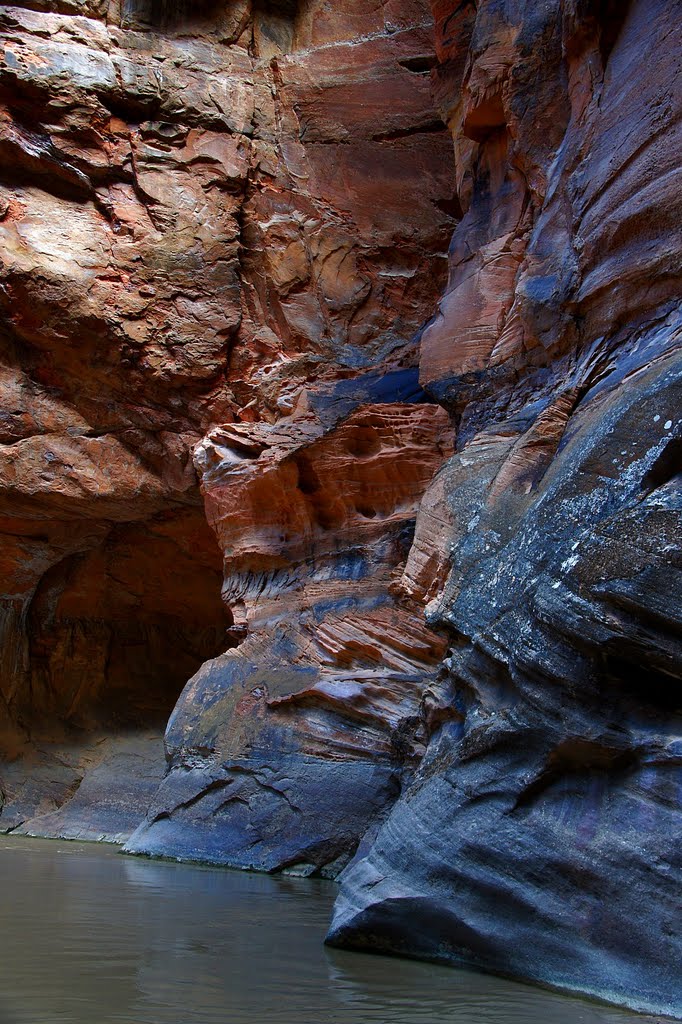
0 0 679 1014
328 1 682 1016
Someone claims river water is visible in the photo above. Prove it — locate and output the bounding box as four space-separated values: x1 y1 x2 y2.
0 836 660 1024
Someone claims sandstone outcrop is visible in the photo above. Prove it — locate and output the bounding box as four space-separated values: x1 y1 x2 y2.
125 400 452 870
0 0 680 1016
328 1 682 1016
0 0 457 851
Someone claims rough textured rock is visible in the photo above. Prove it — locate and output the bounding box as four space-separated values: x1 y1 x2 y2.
328 0 682 1017
0 0 680 1016
0 0 457 853
125 400 452 871
0 730 165 841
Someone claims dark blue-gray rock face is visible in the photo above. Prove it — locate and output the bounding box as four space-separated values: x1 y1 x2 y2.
327 0 681 1017
328 327 681 1015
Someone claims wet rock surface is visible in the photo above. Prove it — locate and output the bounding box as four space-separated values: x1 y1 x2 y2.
0 0 680 1016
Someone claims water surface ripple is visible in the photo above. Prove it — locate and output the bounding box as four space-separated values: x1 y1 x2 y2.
0 837 661 1024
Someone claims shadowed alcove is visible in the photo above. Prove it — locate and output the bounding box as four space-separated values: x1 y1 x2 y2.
18 508 232 737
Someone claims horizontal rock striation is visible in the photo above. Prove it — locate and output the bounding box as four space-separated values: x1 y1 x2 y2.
125 400 452 871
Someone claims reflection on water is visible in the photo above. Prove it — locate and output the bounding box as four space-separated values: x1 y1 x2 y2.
0 837 660 1024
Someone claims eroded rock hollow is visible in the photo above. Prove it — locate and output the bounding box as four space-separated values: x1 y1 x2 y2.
0 0 679 1016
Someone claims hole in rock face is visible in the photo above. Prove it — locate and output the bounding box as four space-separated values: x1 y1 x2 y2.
594 0 633 66
122 0 226 27
293 453 321 496
345 427 381 458
291 454 346 532
398 55 437 75
356 505 377 520
252 0 302 55
601 654 681 715
435 195 464 220
462 92 506 143
253 0 299 17
313 504 345 532
19 510 231 736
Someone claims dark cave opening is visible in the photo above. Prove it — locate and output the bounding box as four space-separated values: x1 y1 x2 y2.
601 653 681 715
641 436 682 494
253 0 299 16
594 0 634 67
0 504 232 835
10 508 232 742
121 0 228 28
122 0 302 32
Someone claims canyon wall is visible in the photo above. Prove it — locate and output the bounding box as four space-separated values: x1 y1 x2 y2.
328 1 682 1016
0 0 457 838
0 0 680 1016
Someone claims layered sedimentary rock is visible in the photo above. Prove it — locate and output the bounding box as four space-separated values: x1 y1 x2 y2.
328 0 682 1017
0 0 680 1016
125 400 452 870
0 0 457 844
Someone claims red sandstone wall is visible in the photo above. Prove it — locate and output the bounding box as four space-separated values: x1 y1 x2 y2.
0 0 456 744
0 2 680 1013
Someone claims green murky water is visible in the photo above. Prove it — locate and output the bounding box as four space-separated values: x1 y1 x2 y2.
0 837 661 1024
